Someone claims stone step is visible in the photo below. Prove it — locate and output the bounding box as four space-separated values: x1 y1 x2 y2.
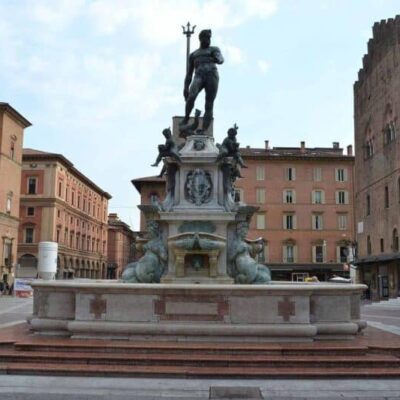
2 362 400 378
0 349 397 368
13 340 369 356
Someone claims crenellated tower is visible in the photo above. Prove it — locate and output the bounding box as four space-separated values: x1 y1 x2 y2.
354 16 400 299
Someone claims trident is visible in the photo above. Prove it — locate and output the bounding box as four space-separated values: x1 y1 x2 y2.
182 21 196 75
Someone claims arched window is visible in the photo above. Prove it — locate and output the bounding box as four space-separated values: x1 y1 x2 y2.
367 235 372 255
393 229 399 252
383 104 396 145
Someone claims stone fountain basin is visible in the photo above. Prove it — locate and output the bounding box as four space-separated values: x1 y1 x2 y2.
29 280 367 342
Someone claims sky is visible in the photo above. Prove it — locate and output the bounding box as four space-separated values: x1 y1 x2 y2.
1 0 399 230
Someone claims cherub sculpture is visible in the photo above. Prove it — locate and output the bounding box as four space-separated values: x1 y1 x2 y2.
151 128 181 167
216 124 247 168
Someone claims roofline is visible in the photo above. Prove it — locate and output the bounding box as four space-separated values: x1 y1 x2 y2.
0 103 32 128
23 151 112 199
241 154 355 162
131 176 165 194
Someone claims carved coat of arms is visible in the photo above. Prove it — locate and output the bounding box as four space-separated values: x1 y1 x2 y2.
185 169 213 206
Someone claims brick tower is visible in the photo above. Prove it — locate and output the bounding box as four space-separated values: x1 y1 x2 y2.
354 16 400 300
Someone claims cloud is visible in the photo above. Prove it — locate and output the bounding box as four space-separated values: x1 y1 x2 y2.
258 60 270 73
87 0 278 45
225 45 245 64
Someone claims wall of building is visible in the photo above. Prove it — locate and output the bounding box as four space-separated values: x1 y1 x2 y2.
236 151 354 281
18 154 110 280
0 107 29 287
354 16 400 300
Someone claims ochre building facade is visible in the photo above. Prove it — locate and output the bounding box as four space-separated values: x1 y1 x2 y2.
354 16 400 300
0 103 31 287
17 149 111 279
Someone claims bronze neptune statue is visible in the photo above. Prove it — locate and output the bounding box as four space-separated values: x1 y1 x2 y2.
180 29 224 133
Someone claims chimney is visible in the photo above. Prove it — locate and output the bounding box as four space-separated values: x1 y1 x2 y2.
300 141 305 153
264 140 269 150
347 145 353 156
333 142 340 149
108 213 118 221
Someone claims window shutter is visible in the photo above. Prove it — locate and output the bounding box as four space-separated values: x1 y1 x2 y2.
293 245 298 262
321 190 325 204
335 191 339 204
323 244 327 262
292 168 296 181
282 245 287 262
345 191 349 204
282 190 286 203
264 245 269 262
312 215 316 230
335 168 339 181
282 215 286 229
293 215 297 229
320 215 323 230
292 190 296 203
312 190 315 204
344 168 348 182
336 246 341 263
312 245 316 263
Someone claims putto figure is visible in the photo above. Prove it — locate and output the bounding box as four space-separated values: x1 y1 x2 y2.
181 29 224 133
216 123 247 168
151 127 181 167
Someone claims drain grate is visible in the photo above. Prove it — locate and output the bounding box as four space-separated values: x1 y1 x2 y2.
209 386 263 399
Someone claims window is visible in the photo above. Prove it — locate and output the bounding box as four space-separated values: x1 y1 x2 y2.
77 195 81 208
383 121 396 145
366 194 371 216
72 191 75 206
27 207 35 216
338 246 348 263
256 188 266 204
234 188 244 202
336 191 348 204
10 142 15 160
313 167 322 182
6 196 11 214
284 245 295 263
312 214 323 230
385 186 389 208
58 181 62 197
336 168 348 182
65 187 69 202
365 139 374 158
283 214 295 230
25 227 34 244
285 167 296 181
283 189 295 204
393 229 399 252
338 214 348 230
256 214 265 230
56 230 60 243
312 190 324 204
367 235 372 255
315 245 324 263
380 238 384 253
256 166 265 181
28 177 37 194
